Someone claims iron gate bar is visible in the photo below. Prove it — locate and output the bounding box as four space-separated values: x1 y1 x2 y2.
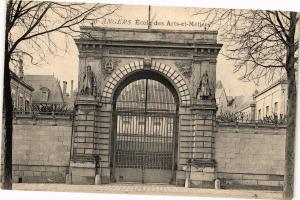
113 78 178 183
115 113 175 169
141 78 148 183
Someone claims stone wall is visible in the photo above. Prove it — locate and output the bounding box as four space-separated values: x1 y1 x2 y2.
1 114 287 189
1 115 72 183
215 122 286 190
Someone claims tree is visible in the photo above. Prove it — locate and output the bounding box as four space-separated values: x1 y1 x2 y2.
2 0 118 189
194 9 299 199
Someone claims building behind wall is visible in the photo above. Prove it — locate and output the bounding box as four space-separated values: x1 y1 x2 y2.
233 95 256 122
10 71 34 113
217 78 288 123
24 75 75 112
215 81 233 115
254 79 288 121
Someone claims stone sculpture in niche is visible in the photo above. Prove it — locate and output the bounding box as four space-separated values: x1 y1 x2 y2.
79 65 97 97
197 71 211 100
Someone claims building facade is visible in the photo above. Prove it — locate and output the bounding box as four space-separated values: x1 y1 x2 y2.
255 79 288 121
10 71 34 113
216 79 288 123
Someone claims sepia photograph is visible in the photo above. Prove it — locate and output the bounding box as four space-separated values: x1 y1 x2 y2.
0 0 299 199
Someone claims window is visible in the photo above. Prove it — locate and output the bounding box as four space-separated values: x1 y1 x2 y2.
18 96 24 111
25 100 30 112
274 102 278 114
41 91 48 101
257 109 261 120
266 106 270 116
40 87 50 102
12 93 16 110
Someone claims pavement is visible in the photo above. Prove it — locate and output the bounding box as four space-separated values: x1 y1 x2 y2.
8 183 283 199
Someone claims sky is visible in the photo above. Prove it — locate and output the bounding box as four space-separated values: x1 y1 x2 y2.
19 4 269 97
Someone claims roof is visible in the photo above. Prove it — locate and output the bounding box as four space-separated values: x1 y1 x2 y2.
64 93 75 108
254 78 288 98
216 80 223 89
215 88 226 99
233 95 254 112
24 75 64 104
215 80 228 103
10 71 34 92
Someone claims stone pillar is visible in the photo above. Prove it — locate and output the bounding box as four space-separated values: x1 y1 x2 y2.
250 102 256 122
69 96 99 185
188 99 217 188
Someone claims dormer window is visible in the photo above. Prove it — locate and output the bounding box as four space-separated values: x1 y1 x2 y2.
40 87 50 102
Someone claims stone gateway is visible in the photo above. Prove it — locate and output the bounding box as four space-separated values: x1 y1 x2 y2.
69 27 222 187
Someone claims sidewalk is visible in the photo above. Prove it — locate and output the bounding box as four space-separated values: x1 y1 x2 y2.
11 183 282 199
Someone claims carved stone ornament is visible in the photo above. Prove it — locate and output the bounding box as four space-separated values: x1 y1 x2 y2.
102 58 121 74
143 57 152 69
175 60 192 79
104 58 114 73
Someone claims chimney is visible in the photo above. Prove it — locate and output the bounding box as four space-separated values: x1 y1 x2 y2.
63 81 67 95
18 58 24 80
71 80 74 97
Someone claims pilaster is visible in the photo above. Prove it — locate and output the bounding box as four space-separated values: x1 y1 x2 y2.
69 96 99 185
187 99 217 188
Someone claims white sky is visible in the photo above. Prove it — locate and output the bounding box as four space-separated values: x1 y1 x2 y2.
20 4 272 96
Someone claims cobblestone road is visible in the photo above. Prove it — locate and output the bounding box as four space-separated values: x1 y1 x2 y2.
12 183 282 199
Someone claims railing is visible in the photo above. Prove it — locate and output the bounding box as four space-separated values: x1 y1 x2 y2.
9 110 74 119
217 112 287 125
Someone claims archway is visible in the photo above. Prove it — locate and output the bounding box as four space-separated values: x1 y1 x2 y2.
110 70 179 184
102 60 191 106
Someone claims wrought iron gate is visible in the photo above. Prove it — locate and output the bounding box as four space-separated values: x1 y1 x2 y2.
111 79 178 183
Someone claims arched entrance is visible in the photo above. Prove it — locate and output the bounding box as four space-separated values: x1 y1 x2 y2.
70 28 221 186
111 71 179 184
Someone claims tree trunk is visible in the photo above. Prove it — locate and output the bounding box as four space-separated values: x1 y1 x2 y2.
283 12 297 200
2 56 13 190
283 67 297 200
2 0 13 190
